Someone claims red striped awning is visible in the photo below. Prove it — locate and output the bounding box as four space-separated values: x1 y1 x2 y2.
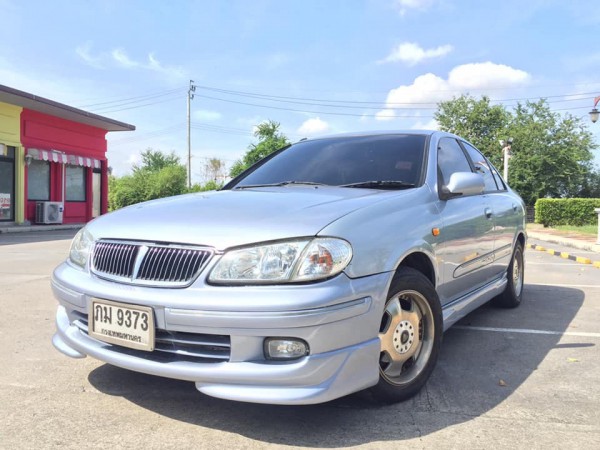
26 148 102 168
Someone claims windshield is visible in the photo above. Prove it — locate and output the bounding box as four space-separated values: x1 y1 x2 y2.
229 134 427 189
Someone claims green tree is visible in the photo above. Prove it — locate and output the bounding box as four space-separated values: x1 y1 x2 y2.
133 148 181 173
506 100 597 205
187 179 223 193
230 120 290 177
109 149 188 210
108 174 148 210
580 170 600 198
145 165 187 199
435 95 510 167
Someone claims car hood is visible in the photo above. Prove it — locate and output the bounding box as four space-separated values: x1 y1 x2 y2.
87 186 397 250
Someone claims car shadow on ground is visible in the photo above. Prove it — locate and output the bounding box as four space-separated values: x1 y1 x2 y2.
88 284 585 447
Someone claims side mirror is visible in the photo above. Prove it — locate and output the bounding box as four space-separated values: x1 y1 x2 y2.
440 172 484 200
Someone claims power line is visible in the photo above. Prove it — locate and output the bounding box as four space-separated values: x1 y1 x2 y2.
195 93 432 118
196 85 434 106
199 89 435 110
91 95 183 114
109 123 186 146
195 84 600 107
74 82 598 120
78 87 186 109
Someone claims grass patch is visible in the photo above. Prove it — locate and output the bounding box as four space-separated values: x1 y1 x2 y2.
553 224 598 236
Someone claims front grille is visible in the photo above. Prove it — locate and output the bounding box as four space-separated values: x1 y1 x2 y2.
137 247 208 283
93 241 138 278
91 240 213 287
71 310 230 363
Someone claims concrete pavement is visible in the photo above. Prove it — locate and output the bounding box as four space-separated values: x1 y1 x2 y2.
1 229 599 449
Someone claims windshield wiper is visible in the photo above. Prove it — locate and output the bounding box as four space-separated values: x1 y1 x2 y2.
234 181 328 189
340 180 416 189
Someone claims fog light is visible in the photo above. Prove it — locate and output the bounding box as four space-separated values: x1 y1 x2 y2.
264 338 309 360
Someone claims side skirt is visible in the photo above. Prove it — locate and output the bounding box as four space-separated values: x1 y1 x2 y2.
441 275 507 331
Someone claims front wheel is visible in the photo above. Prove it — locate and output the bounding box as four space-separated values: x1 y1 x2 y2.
369 267 442 404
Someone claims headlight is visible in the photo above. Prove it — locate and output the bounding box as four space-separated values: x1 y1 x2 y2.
208 238 352 284
69 227 95 269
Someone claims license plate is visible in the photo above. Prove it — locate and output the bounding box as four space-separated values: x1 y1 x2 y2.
89 299 155 351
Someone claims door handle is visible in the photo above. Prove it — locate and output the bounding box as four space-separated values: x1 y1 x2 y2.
484 208 493 219
512 203 518 212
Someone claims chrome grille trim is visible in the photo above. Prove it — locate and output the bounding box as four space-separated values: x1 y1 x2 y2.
70 310 230 363
93 241 138 279
91 240 213 287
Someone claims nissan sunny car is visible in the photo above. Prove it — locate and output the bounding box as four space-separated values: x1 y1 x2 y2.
52 131 526 405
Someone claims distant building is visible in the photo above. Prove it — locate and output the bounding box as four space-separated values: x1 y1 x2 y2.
0 84 135 225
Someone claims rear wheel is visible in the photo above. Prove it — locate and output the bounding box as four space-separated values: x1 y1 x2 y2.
492 242 524 308
369 267 442 404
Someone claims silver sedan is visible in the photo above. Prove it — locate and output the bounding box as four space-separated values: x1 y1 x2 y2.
52 131 526 405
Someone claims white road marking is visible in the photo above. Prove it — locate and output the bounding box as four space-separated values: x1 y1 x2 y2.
526 283 600 289
454 325 600 338
527 262 588 266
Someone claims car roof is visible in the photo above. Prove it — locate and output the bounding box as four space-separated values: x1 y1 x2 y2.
294 130 440 143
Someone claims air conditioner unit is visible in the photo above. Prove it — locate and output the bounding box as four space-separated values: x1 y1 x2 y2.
36 202 64 224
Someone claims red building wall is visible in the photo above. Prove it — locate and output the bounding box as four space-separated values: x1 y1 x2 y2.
21 110 109 224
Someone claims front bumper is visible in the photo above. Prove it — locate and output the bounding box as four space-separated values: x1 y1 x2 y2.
52 263 391 404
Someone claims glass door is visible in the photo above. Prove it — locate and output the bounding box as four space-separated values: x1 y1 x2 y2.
0 145 15 221
92 170 101 218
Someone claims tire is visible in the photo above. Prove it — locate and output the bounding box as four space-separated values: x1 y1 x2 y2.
492 242 524 309
369 267 443 404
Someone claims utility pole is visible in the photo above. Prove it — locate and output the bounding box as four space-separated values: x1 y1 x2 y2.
187 80 196 188
500 138 513 182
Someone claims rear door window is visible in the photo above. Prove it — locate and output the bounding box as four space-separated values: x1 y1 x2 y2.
461 142 499 192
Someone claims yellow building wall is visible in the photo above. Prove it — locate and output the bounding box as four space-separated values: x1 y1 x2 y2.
0 101 24 224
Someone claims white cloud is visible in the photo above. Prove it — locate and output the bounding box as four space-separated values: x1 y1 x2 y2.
193 110 223 121
448 62 530 90
76 42 104 69
394 0 437 16
380 42 453 65
297 117 331 136
376 62 531 121
111 48 138 68
384 72 451 107
76 43 187 82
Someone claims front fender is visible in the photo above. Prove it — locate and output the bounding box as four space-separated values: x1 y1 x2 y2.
320 187 440 281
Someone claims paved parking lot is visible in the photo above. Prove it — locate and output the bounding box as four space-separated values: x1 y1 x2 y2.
1 230 599 449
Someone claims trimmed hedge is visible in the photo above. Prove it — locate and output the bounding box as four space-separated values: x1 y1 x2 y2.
535 198 600 227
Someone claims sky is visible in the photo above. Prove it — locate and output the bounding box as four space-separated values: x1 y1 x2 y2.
1 0 599 181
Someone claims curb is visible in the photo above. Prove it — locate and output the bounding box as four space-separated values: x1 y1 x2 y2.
527 231 600 253
527 243 600 269
0 224 83 234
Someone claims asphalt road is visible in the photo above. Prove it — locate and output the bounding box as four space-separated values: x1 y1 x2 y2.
0 230 599 449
